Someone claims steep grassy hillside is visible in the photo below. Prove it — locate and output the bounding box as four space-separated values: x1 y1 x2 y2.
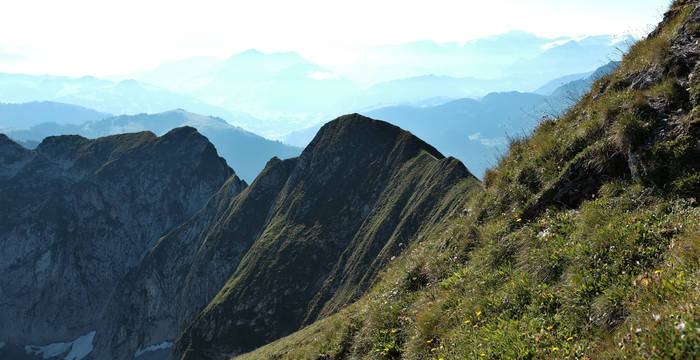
236 1 700 359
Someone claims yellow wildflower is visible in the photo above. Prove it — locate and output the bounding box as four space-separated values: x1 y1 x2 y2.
552 347 559 351
476 311 482 316
464 320 471 324
546 325 554 330
567 336 574 341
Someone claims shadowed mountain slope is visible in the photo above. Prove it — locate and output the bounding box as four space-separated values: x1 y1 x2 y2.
0 127 240 357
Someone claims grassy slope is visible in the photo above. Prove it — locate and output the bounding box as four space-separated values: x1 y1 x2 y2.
236 1 700 359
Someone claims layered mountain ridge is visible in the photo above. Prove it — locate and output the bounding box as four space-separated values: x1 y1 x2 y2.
90 114 477 360
1 113 479 360
4 108 301 182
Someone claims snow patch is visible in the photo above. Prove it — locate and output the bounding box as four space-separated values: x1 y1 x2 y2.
134 341 173 358
35 250 52 273
541 39 573 50
64 331 95 360
540 35 590 50
26 342 72 359
25 331 96 360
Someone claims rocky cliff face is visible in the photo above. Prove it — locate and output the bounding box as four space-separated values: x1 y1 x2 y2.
94 156 288 360
0 127 239 355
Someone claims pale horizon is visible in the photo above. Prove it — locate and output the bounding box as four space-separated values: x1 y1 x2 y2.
0 0 671 78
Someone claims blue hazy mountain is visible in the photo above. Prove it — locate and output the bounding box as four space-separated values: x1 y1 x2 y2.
136 50 357 138
533 71 594 96
365 92 548 177
346 75 524 112
0 101 110 129
548 61 620 101
125 33 629 137
0 73 261 130
285 62 619 178
0 34 629 139
5 109 301 182
284 92 547 176
509 35 625 81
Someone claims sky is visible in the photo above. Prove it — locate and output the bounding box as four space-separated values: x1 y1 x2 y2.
0 0 671 77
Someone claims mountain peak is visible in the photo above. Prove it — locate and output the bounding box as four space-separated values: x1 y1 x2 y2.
0 133 16 146
165 114 476 359
307 113 444 161
0 134 33 173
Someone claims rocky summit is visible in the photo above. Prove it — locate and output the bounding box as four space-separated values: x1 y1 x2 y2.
0 127 239 359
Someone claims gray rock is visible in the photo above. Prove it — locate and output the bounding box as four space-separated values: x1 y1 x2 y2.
0 127 239 354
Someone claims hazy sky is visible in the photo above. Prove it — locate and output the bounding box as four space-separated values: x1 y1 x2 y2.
0 0 671 77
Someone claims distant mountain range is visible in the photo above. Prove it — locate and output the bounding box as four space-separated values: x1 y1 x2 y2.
124 32 630 135
3 107 300 182
0 72 261 130
132 50 356 137
0 101 110 129
0 32 629 138
2 62 618 182
285 62 619 178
